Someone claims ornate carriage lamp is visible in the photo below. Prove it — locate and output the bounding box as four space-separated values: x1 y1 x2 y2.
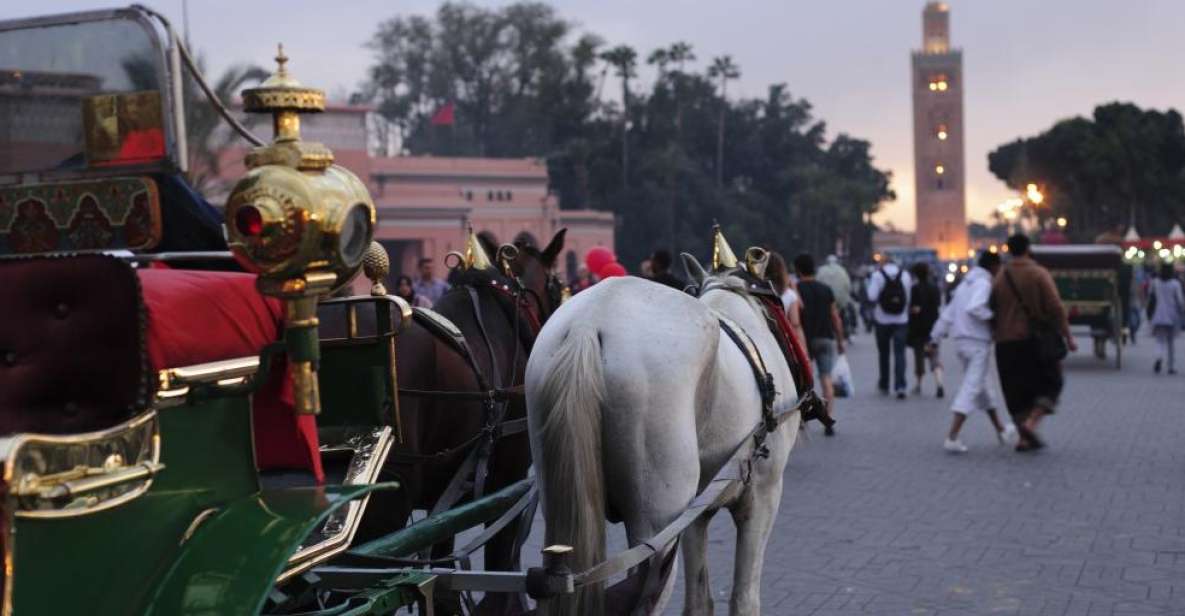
224 45 376 415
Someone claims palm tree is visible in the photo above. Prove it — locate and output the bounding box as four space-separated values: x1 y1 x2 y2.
183 60 268 197
667 41 696 74
600 45 637 190
708 55 740 189
647 47 670 79
666 42 695 139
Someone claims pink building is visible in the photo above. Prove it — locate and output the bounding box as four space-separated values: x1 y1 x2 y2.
212 105 615 281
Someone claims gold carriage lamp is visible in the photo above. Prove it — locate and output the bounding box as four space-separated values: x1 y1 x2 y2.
224 44 377 415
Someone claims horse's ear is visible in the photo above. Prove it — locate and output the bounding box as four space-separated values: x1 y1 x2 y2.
681 252 708 285
475 231 500 263
541 228 567 267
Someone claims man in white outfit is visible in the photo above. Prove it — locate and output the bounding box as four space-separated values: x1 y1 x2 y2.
929 251 1017 452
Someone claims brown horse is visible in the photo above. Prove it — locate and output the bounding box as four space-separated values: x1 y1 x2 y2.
360 229 566 614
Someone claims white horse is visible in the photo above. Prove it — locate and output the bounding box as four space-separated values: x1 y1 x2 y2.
526 253 801 615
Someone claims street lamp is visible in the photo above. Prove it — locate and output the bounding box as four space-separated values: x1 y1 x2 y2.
1056 216 1067 228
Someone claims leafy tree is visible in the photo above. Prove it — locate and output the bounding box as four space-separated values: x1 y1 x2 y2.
357 1 895 269
988 102 1185 240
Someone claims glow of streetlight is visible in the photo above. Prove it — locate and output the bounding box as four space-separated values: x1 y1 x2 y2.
1026 183 1044 205
937 130 948 140
1153 240 1163 250
989 245 998 254
967 249 975 258
1056 217 1067 228
935 164 945 175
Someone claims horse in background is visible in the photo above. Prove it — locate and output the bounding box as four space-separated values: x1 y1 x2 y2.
526 248 801 616
362 229 566 615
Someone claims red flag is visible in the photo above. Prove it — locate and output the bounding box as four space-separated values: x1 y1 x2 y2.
430 102 455 126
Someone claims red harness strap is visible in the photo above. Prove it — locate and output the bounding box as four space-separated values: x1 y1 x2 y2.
756 295 814 393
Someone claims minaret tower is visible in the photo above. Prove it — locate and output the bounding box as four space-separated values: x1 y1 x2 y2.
911 2 967 259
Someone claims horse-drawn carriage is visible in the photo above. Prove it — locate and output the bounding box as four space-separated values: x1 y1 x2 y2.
1030 245 1130 368
1 7 823 615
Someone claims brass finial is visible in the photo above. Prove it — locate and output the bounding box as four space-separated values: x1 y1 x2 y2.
275 43 288 77
711 225 739 271
240 42 332 169
363 241 390 296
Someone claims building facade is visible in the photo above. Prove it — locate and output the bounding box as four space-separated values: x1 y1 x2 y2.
910 2 968 260
212 106 614 282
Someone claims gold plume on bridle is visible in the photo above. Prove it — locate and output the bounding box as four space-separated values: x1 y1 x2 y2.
711 225 739 271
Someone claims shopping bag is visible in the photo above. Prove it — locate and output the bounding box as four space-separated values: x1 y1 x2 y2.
832 353 854 398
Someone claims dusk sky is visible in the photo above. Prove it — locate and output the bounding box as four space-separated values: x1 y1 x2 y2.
7 1 1185 230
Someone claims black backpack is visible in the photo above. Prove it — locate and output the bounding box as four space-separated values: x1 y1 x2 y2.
877 267 907 315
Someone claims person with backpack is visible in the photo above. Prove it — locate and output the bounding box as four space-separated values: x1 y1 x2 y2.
867 257 914 398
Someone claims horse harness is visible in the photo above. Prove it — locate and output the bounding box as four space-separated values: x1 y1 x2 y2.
706 275 832 437
394 273 543 515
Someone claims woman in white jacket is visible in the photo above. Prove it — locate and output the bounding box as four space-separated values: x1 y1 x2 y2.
929 251 1017 452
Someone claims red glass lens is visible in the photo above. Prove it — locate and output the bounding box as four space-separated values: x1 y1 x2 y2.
235 205 263 237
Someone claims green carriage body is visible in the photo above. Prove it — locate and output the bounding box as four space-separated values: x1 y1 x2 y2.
1030 245 1130 368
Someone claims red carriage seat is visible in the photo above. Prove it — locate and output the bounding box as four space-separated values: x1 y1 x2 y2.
138 268 323 482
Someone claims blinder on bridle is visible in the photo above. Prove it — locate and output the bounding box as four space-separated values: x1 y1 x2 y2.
497 242 564 320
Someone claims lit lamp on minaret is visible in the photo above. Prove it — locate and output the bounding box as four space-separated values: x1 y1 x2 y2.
224 45 376 415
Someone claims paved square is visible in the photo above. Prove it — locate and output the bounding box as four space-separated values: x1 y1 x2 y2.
662 330 1185 615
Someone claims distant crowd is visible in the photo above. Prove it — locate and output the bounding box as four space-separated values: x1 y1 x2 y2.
390 237 1185 455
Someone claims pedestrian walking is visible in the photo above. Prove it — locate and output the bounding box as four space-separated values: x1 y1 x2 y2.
866 257 913 398
929 251 1016 453
646 249 686 290
1147 263 1185 374
395 275 433 308
908 262 945 397
767 252 806 344
412 257 450 306
818 255 853 340
991 234 1077 452
794 254 846 434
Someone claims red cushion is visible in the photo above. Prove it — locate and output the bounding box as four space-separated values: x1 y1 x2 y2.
138 269 323 482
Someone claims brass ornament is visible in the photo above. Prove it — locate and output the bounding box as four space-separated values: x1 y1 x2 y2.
712 225 739 271
363 241 390 296
744 246 770 278
241 44 326 114
446 228 495 272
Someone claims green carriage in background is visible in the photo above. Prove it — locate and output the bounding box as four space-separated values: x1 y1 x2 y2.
0 7 553 615
1030 245 1130 369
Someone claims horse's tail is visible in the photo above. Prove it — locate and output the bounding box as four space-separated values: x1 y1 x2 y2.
529 324 606 616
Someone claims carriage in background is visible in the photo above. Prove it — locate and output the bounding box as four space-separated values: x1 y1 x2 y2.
1030 245 1130 368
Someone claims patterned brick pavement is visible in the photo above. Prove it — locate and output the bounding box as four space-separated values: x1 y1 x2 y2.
660 331 1185 615
515 330 1185 615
